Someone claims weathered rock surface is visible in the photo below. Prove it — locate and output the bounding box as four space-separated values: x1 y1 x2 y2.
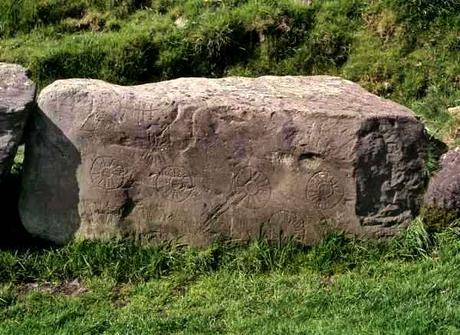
0 63 35 180
425 148 460 213
20 76 428 245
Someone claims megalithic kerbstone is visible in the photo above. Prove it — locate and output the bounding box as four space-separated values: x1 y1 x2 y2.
424 148 460 213
20 76 428 245
0 63 36 180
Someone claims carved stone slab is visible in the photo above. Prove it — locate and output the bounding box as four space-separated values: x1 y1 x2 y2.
0 63 35 180
20 76 428 245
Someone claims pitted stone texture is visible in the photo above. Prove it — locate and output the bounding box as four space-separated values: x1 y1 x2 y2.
425 148 460 212
20 76 428 245
0 63 35 179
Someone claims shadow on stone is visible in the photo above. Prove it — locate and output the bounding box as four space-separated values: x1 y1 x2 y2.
18 107 82 245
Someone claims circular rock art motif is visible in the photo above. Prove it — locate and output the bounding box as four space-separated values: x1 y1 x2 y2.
263 210 304 241
90 156 129 190
306 171 344 210
234 167 271 209
156 166 194 202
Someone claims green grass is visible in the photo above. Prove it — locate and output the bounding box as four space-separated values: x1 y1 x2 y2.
0 0 459 139
0 1 459 332
1 218 460 334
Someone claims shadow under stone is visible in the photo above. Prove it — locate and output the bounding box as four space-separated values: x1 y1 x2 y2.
0 169 53 250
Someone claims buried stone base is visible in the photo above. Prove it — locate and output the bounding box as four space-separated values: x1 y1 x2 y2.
19 76 428 245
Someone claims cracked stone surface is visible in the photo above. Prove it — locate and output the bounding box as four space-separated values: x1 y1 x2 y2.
20 76 428 245
425 148 460 213
0 63 35 180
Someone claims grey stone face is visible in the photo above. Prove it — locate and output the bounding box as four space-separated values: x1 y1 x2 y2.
20 76 428 245
0 63 36 180
425 148 460 213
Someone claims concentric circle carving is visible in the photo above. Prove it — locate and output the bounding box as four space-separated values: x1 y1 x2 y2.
264 210 304 241
90 156 128 190
156 166 194 202
306 171 344 210
234 167 271 209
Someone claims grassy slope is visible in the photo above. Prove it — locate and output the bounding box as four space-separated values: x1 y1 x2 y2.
1 222 460 334
0 0 459 140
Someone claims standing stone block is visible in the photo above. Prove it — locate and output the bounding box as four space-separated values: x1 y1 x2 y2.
20 76 428 245
425 148 460 213
0 63 35 180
